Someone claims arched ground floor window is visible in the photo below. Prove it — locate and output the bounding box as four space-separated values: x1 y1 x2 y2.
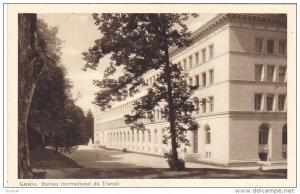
258 123 270 161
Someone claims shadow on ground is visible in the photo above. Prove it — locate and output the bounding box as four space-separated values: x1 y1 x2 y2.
30 148 287 179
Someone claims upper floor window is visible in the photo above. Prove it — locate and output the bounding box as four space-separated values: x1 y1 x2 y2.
202 48 206 62
255 38 263 53
183 59 187 71
209 69 214 84
209 96 214 112
267 65 275 82
195 52 199 66
255 93 263 111
278 94 286 111
189 55 193 69
278 66 286 83
209 44 214 59
279 40 286 55
194 98 200 114
160 108 164 120
195 75 200 88
202 98 207 113
202 72 206 87
267 39 275 54
255 64 263 81
266 94 274 111
189 77 193 86
178 61 181 69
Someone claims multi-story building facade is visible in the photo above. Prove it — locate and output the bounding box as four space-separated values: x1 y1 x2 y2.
94 13 287 166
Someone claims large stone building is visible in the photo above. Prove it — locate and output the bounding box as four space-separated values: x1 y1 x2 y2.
93 13 287 166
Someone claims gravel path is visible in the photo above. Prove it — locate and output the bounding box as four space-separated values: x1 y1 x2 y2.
62 146 218 169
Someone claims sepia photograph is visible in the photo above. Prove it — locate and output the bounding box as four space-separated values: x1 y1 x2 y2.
4 3 297 189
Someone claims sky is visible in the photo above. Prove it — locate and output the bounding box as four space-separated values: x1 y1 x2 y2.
38 13 218 114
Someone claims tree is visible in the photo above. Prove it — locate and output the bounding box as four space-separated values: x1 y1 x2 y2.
83 14 199 169
18 14 45 178
27 19 70 151
63 99 87 146
85 110 94 142
18 14 67 177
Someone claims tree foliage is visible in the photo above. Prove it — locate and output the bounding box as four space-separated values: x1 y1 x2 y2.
27 20 71 147
85 109 94 141
83 14 199 169
26 19 92 151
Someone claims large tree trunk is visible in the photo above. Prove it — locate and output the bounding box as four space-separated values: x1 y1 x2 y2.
162 14 180 169
18 14 44 178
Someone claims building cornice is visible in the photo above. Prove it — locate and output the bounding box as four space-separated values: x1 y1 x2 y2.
170 13 287 54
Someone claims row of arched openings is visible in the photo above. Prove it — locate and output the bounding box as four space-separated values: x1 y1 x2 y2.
107 129 160 143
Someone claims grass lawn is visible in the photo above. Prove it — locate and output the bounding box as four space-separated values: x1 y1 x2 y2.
30 148 287 179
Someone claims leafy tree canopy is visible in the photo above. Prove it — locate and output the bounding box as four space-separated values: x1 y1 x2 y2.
83 14 199 169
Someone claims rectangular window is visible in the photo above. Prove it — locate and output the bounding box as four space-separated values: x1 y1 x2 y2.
282 129 287 145
255 64 263 81
267 65 275 82
189 55 193 69
189 77 193 86
266 94 274 111
255 38 263 53
279 40 286 55
202 72 206 87
255 94 263 111
195 52 199 66
278 66 286 82
209 69 214 84
259 129 269 145
278 94 286 111
202 98 206 113
195 75 200 88
183 59 187 71
205 131 211 144
202 48 206 62
282 152 287 159
209 96 214 112
209 44 214 59
195 100 200 114
267 39 274 54
193 130 198 153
